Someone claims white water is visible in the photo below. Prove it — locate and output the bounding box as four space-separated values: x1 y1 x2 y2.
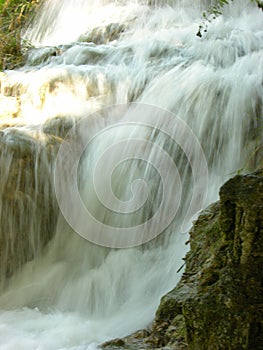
0 0 262 349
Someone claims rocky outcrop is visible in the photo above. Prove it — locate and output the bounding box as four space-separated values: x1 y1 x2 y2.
102 170 263 350
79 22 127 45
0 126 63 283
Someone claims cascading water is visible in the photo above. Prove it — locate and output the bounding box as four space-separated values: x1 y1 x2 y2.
0 0 262 349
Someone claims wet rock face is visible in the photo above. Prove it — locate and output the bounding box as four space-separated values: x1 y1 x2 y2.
153 171 263 350
0 126 62 284
103 171 263 350
79 22 127 45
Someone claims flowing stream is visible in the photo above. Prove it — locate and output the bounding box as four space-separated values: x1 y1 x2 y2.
0 0 262 349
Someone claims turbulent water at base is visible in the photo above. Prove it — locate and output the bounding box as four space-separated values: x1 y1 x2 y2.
0 0 262 349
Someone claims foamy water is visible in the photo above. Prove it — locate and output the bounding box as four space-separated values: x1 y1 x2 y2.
0 0 262 349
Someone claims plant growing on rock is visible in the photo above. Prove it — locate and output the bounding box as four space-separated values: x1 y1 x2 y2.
197 0 263 37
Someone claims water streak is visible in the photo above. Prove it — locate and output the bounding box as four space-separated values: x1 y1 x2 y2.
0 0 262 349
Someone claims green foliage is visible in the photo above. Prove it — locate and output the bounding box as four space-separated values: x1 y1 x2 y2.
197 0 233 37
0 0 262 69
0 0 39 70
197 0 262 37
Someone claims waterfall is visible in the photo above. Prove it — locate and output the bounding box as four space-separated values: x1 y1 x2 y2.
0 0 262 349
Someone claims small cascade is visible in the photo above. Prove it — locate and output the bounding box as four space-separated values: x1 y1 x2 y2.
0 0 262 349
0 126 62 284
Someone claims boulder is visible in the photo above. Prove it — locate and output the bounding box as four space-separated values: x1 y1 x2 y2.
101 170 263 350
151 170 263 350
0 127 62 283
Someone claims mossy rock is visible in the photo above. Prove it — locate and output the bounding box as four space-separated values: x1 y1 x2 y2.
155 171 263 350
107 171 263 350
